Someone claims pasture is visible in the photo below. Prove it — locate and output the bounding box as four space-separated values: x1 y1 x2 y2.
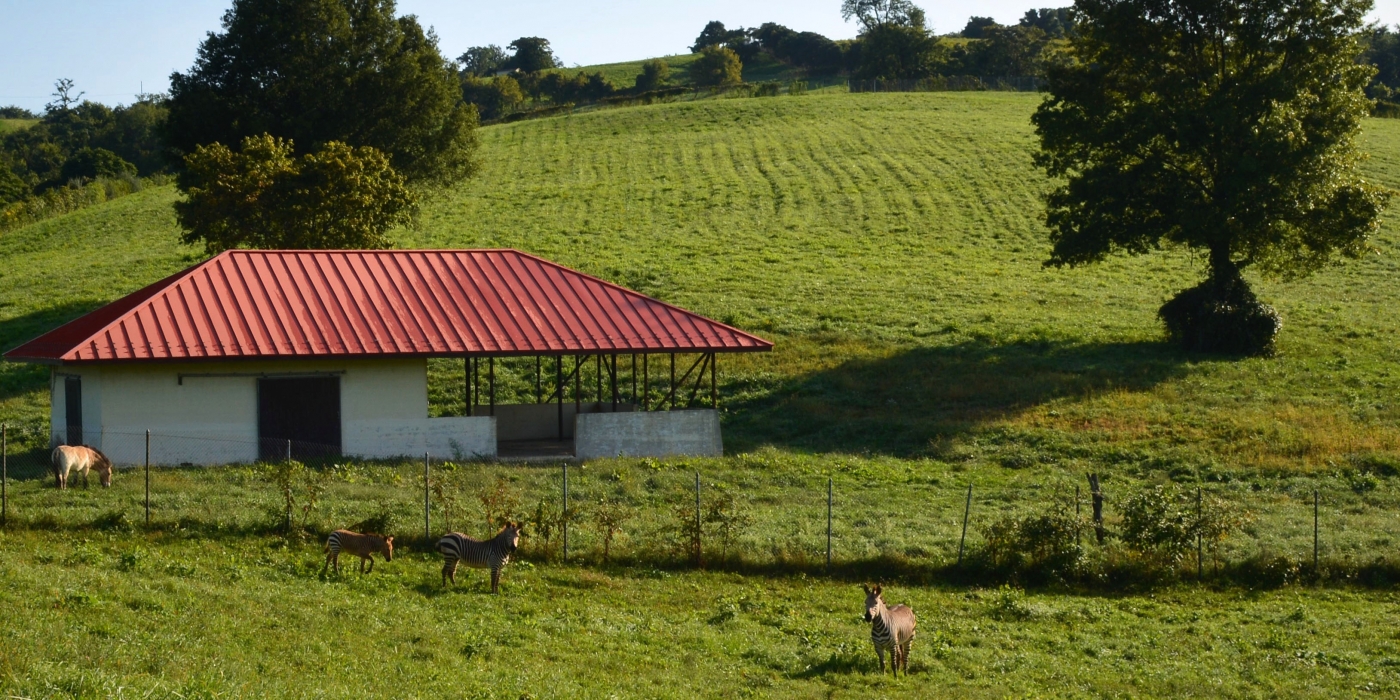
1 91 1400 696
2 457 1400 697
0 118 37 135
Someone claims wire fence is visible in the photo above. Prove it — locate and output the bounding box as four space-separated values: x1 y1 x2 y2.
848 75 1044 93
3 423 1398 587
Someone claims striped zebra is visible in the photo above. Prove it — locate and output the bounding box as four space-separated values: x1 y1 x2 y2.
437 522 522 593
863 584 916 676
322 530 394 575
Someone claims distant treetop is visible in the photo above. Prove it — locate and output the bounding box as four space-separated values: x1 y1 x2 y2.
505 37 560 74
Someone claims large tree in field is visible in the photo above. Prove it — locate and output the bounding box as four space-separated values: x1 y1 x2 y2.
1034 0 1390 355
164 0 477 188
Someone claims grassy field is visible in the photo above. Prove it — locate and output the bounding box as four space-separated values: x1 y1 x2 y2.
2 91 1400 695
2 458 1400 697
0 118 37 135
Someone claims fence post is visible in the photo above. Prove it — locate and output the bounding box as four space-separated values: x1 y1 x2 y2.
1196 486 1203 581
1 423 7 527
144 430 151 526
562 464 569 562
957 484 972 567
694 471 702 568
1088 473 1105 545
423 453 431 543
1313 489 1320 572
826 476 833 572
1075 484 1081 546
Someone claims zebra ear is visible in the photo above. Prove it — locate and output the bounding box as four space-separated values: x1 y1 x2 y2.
862 584 871 595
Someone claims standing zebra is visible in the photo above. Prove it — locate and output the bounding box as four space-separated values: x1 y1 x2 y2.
863 584 916 676
437 522 522 593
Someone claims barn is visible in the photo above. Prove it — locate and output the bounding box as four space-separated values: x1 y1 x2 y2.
3 249 772 465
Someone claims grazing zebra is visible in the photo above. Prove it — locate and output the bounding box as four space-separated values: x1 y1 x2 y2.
322 530 394 575
863 584 916 676
51 445 113 489
436 522 522 593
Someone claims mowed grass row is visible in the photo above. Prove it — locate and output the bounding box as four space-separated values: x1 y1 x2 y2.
2 92 1399 470
3 467 1400 698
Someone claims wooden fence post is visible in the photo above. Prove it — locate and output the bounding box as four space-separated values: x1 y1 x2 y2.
1088 474 1105 545
1 423 7 527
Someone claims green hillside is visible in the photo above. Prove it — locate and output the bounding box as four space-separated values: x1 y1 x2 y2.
4 91 1397 473
0 118 37 135
567 51 812 88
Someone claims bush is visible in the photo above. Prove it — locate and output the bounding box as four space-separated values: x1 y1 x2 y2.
689 45 744 87
635 59 671 92
1120 484 1250 570
592 495 635 562
263 460 329 535
60 147 136 182
981 502 1084 578
461 75 523 120
754 82 781 97
1158 274 1282 356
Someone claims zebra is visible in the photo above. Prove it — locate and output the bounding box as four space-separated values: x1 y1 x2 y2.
322 530 394 575
436 522 522 593
863 584 916 676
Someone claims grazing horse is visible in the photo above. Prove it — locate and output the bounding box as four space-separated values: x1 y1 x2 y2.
51 445 113 489
863 584 916 676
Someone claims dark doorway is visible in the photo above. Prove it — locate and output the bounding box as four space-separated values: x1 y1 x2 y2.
64 376 82 445
258 377 341 460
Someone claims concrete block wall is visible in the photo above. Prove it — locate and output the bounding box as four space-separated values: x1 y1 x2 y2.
574 409 723 461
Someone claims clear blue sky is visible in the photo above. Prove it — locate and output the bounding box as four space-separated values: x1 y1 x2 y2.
3 0 1400 112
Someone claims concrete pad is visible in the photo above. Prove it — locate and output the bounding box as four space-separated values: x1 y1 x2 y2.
574 409 722 461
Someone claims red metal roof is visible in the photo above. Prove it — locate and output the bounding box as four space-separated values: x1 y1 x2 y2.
5 250 773 364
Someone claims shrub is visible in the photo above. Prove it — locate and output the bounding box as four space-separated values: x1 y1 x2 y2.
689 45 743 87
478 474 524 531
754 82 782 97
1158 274 1282 356
788 81 808 96
264 460 329 534
592 495 635 562
981 502 1084 578
1120 484 1250 570
635 59 671 92
60 147 136 182
703 489 753 561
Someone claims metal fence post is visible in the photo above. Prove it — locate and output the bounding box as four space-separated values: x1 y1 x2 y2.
562 464 569 562
423 453 431 543
1 423 7 527
144 430 151 525
286 439 292 463
826 477 833 572
1196 486 1203 581
694 471 702 568
1314 489 1320 572
957 484 972 567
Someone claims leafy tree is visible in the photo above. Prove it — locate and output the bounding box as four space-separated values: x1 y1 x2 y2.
953 25 1050 77
635 59 672 91
1363 26 1400 102
458 45 509 76
1034 0 1390 356
692 21 742 52
175 134 414 253
841 0 925 32
505 37 559 74
1019 8 1073 38
776 31 846 74
60 147 136 182
461 75 523 119
961 16 1000 38
165 0 477 188
689 45 744 87
855 24 943 79
753 22 797 51
0 166 27 206
0 106 37 119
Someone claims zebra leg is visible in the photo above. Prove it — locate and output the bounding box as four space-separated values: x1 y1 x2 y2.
441 559 455 586
332 551 340 575
490 567 500 593
875 644 885 673
321 551 332 576
364 556 374 574
902 641 912 673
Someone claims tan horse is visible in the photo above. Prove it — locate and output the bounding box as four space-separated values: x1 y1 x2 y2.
51 445 113 489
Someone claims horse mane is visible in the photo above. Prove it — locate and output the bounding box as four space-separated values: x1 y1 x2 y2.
81 445 113 470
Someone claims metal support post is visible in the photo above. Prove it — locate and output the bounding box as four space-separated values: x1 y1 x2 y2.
286 439 292 462
574 356 581 415
711 353 718 408
489 358 495 417
1197 486 1204 581
536 356 542 404
643 355 650 411
557 356 564 438
670 354 676 410
957 484 972 567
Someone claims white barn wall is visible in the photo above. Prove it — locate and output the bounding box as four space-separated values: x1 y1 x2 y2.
50 358 496 465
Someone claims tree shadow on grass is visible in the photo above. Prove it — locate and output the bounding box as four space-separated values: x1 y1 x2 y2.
723 338 1192 458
